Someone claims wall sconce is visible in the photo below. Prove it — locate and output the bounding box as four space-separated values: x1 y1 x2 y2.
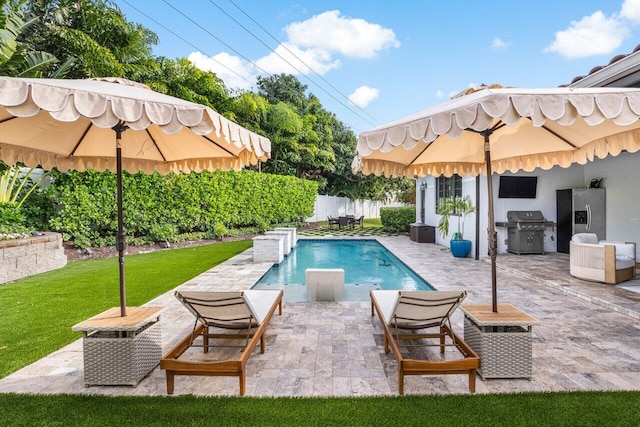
419 180 427 191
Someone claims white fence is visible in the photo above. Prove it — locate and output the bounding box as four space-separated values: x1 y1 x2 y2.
306 195 409 222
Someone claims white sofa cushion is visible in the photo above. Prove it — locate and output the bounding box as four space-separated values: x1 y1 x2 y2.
615 256 636 270
600 241 636 259
572 233 598 244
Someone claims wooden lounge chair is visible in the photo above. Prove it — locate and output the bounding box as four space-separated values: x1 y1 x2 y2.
161 289 283 396
370 290 479 394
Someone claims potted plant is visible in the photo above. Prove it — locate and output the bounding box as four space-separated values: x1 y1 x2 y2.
437 195 476 258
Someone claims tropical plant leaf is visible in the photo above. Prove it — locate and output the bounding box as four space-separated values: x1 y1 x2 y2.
0 28 17 63
14 51 58 77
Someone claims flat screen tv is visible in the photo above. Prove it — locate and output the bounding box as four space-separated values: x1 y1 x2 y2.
498 176 537 199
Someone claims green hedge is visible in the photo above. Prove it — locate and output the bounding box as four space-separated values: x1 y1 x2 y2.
44 170 317 247
380 206 415 232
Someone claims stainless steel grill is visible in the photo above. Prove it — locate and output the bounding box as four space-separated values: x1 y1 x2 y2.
496 211 554 255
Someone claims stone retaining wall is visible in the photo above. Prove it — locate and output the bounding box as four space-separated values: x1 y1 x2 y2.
0 233 67 284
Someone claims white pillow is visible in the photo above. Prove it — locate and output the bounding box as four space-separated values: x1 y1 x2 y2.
601 241 636 258
572 233 598 244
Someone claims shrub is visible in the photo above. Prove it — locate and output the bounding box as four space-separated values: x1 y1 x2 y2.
19 191 54 231
0 202 25 228
149 223 179 243
212 223 228 239
380 206 415 232
32 169 318 247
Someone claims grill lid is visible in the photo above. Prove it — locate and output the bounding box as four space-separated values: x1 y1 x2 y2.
507 211 545 223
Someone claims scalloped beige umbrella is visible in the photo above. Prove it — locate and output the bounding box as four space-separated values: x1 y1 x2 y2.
0 76 271 316
353 86 640 312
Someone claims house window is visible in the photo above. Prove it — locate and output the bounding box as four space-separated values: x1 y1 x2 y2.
436 174 462 207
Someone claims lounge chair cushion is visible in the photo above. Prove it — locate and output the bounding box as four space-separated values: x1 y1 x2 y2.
243 290 282 324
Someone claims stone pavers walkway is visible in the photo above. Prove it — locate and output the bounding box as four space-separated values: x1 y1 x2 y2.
0 235 638 396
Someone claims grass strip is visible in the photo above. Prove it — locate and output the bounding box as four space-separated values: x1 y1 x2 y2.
1 391 639 426
0 240 252 378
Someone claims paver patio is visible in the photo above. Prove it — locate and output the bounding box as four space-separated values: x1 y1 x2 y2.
0 235 638 396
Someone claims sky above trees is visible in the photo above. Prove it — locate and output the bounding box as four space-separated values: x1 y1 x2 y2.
116 0 640 134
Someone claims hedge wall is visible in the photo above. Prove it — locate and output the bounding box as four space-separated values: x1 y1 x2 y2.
380 206 415 232
45 169 317 247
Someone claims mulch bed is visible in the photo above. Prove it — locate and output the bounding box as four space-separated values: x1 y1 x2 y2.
63 238 242 263
63 223 322 263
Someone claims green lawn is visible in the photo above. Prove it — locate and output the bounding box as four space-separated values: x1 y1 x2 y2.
0 391 639 426
0 240 251 378
1 236 639 426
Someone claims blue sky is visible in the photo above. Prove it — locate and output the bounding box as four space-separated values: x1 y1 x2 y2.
115 0 640 135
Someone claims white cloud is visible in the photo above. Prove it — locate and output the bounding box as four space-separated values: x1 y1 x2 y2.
188 51 256 90
621 0 640 22
491 37 510 51
348 86 379 108
254 42 340 76
436 90 443 99
544 11 628 59
285 10 400 59
189 10 400 91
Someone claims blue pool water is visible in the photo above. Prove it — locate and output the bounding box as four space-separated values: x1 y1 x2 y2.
252 239 434 301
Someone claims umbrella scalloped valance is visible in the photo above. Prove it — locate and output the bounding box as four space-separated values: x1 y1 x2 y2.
0 76 271 174
353 87 640 178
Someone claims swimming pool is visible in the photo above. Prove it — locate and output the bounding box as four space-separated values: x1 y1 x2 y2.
252 239 434 301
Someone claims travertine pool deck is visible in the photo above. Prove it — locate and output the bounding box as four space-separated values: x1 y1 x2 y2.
1 235 638 396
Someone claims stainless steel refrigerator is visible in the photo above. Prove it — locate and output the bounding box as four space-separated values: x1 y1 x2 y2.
556 188 606 253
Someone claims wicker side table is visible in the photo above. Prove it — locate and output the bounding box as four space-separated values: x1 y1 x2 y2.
460 304 537 379
72 306 164 386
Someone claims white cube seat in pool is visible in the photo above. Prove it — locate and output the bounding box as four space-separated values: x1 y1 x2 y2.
306 268 345 301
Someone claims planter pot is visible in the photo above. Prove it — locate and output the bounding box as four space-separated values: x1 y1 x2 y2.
450 239 472 258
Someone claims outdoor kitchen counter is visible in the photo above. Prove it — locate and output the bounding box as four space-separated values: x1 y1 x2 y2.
460 303 538 380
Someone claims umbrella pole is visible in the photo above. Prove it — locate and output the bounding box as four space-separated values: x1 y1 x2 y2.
483 132 499 313
115 126 127 317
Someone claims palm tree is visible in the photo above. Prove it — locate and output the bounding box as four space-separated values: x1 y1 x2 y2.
0 4 72 234
437 195 476 240
0 6 62 77
14 0 157 79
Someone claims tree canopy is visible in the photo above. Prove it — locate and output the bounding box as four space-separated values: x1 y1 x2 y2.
2 0 411 202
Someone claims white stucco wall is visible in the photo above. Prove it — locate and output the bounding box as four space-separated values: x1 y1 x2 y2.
584 151 640 249
418 175 479 255
417 150 640 261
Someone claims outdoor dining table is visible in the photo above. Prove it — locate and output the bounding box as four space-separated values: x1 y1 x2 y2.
338 215 355 229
